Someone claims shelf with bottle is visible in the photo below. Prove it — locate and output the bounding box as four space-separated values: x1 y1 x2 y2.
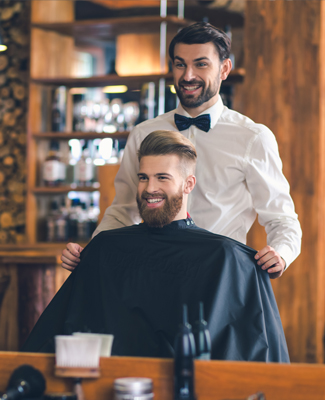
31 131 129 140
34 83 150 136
32 16 190 46
38 192 100 243
36 136 123 190
30 69 245 87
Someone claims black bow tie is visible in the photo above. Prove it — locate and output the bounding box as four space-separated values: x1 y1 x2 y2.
174 113 211 132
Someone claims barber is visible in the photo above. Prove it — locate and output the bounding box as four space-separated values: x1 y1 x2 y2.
61 22 302 279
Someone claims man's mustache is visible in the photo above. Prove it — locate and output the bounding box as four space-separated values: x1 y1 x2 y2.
141 191 166 200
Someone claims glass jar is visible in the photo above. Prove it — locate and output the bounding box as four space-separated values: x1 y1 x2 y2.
114 378 154 400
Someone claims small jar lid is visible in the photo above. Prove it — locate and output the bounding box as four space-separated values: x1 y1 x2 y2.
114 378 153 395
43 392 77 400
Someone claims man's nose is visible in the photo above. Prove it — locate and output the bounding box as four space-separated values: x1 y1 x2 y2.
146 178 158 193
182 66 196 81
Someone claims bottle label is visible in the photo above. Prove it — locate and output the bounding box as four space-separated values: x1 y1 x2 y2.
43 160 63 182
75 162 93 182
59 162 66 181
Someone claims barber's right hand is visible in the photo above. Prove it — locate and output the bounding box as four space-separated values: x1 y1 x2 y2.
61 242 84 271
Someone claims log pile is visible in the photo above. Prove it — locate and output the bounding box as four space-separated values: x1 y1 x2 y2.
0 1 30 244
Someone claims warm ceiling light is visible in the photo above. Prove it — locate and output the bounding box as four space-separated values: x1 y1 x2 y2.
102 85 128 94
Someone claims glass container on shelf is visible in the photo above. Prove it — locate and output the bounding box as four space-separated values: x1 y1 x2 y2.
75 140 94 186
43 140 66 187
42 192 100 243
71 87 140 134
51 86 67 132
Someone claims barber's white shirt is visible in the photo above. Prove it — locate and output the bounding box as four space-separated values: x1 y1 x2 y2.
94 96 302 268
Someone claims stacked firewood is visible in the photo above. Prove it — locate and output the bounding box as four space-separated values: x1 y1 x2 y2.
0 1 30 244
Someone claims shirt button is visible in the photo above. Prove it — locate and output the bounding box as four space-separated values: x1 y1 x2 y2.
190 133 194 139
186 220 190 226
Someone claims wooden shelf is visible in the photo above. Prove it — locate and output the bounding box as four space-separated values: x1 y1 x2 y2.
32 185 101 194
32 131 130 140
30 69 245 88
223 68 245 84
30 72 174 88
32 16 190 46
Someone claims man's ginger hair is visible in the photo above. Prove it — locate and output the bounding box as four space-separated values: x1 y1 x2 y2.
137 130 197 175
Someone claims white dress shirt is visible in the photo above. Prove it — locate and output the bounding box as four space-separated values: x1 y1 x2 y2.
94 96 302 268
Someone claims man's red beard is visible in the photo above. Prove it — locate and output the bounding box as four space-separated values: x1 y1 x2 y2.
136 187 183 228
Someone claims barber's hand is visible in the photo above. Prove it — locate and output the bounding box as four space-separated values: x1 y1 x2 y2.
254 245 286 279
61 242 84 271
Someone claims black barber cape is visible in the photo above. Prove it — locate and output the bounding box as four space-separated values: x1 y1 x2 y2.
22 218 290 362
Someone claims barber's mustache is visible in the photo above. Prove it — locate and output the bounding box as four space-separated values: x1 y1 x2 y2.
178 79 204 86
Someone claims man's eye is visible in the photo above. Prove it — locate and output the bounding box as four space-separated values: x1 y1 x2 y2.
158 176 167 180
138 176 147 181
175 63 185 68
196 62 207 67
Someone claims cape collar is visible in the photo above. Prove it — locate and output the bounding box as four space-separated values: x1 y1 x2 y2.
143 216 196 231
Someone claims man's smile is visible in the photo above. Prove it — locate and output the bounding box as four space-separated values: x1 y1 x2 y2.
179 81 203 95
143 195 166 208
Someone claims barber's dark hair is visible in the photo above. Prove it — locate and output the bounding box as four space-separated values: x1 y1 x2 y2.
137 130 197 166
169 22 231 62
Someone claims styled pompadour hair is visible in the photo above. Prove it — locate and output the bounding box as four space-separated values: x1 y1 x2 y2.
137 130 197 165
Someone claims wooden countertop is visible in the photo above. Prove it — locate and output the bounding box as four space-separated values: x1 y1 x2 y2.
0 243 68 264
1 352 325 400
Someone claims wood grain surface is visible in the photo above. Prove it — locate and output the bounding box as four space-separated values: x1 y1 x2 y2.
243 1 325 363
1 353 325 400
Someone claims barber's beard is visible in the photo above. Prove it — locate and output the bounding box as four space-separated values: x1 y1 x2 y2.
136 187 183 228
175 74 220 109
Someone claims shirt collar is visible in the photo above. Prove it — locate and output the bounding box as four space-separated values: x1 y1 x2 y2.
175 94 224 130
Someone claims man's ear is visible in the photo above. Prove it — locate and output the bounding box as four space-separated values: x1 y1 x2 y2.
184 175 196 194
220 58 232 81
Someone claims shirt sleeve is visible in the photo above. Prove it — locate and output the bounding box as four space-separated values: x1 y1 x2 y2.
92 127 142 237
244 125 302 269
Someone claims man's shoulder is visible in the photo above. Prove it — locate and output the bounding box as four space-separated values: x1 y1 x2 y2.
133 109 176 132
219 107 274 138
188 225 257 256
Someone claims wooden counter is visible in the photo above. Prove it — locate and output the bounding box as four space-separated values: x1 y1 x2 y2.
0 245 71 351
1 352 325 400
0 244 65 264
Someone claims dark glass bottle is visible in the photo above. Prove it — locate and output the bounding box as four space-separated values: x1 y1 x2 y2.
193 302 211 360
174 304 196 400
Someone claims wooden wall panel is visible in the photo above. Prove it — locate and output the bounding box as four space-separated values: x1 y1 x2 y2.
98 164 120 225
30 28 74 79
244 1 325 363
31 1 74 23
0 265 18 351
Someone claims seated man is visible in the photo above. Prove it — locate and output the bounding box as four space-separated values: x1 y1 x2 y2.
22 130 289 362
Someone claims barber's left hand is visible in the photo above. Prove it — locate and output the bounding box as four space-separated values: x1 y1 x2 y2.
254 245 286 279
